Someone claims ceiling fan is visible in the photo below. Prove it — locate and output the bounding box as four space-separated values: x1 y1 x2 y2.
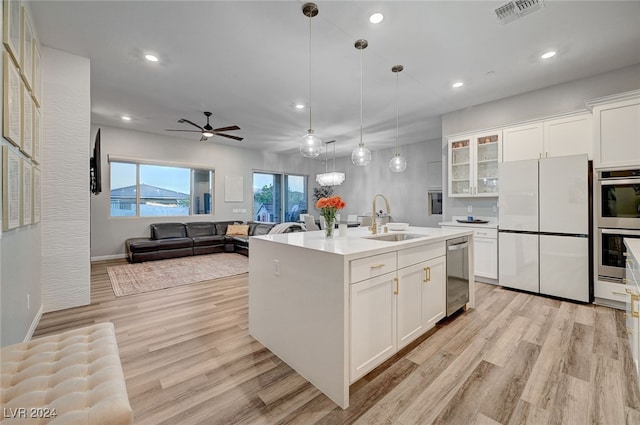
165 111 243 142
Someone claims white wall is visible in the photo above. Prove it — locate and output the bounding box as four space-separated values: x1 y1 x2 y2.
441 63 640 221
90 125 312 259
41 47 91 312
314 138 443 227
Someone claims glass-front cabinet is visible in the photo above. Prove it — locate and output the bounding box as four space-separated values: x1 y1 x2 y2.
448 131 502 197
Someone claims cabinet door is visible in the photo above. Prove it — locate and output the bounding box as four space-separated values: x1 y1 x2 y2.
474 132 501 197
397 262 426 350
350 274 397 382
422 256 446 329
503 122 544 162
448 136 473 197
594 99 640 168
544 113 593 159
474 236 498 279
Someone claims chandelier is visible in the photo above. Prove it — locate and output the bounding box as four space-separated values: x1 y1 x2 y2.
316 140 345 186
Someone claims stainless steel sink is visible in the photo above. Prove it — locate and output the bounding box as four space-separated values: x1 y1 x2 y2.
363 233 425 242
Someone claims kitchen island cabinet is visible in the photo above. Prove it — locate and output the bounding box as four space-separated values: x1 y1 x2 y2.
249 226 472 408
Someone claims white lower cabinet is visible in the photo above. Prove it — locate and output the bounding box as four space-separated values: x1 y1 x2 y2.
350 242 447 382
624 240 640 386
350 273 397 381
397 256 446 350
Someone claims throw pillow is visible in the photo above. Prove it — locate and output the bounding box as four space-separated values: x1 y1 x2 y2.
226 224 249 236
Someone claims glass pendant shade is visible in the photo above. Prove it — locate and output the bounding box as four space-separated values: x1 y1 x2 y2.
352 143 372 166
299 130 323 157
389 154 407 173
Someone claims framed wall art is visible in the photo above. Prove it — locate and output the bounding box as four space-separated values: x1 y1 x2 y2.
3 51 22 147
32 103 40 164
224 175 243 202
3 0 21 65
22 158 32 225
32 166 40 223
2 145 21 231
20 6 33 91
21 81 32 157
32 39 41 106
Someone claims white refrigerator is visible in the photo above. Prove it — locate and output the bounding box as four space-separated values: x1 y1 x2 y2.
498 154 590 302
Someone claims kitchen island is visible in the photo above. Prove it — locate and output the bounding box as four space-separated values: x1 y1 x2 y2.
248 226 473 408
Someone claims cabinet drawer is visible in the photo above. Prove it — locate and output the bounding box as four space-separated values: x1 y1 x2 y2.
350 252 397 284
398 242 445 269
473 228 497 239
595 280 628 303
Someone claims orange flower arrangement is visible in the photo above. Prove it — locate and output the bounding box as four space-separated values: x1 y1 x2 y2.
315 195 346 237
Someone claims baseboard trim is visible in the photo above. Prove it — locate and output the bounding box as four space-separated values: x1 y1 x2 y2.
24 304 44 342
91 253 127 262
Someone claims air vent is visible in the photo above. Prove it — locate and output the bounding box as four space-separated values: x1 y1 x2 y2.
495 0 544 24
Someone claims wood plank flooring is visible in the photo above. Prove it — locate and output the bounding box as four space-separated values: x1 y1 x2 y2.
34 259 640 424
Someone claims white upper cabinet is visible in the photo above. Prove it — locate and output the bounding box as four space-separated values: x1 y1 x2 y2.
588 91 640 169
544 113 593 160
448 131 501 198
502 112 592 162
502 122 544 162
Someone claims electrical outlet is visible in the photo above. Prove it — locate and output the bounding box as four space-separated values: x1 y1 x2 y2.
273 260 280 276
467 205 473 213
27 293 30 310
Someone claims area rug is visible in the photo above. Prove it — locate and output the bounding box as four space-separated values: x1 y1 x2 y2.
107 253 249 297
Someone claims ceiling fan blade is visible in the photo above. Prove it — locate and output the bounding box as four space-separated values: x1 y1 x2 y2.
212 125 240 132
165 129 202 133
177 118 204 131
214 133 244 141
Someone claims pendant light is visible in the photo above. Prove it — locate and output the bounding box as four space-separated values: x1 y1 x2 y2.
316 140 345 186
299 3 323 158
389 65 407 173
351 39 372 166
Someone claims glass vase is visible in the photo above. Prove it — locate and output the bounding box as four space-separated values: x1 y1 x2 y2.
325 218 334 238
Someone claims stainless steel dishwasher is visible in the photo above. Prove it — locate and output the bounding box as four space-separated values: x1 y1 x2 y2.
446 236 470 316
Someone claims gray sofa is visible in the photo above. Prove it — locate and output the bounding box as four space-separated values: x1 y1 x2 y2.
125 221 303 263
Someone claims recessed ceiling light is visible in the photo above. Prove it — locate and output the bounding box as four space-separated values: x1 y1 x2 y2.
541 51 556 59
295 103 305 109
369 13 384 24
144 54 159 62
452 82 464 88
121 116 132 121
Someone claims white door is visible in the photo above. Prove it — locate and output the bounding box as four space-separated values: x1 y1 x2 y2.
422 256 446 328
539 154 588 235
350 274 397 382
498 232 539 293
397 263 425 350
498 160 539 232
539 235 589 302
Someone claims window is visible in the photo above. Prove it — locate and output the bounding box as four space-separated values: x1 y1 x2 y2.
253 172 307 223
110 160 213 217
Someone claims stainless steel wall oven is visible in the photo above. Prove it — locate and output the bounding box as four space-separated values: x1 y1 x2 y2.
596 168 640 282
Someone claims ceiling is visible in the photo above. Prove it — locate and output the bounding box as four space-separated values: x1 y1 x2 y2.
29 1 640 158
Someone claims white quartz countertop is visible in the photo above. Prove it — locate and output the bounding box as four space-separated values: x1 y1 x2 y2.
253 226 473 257
439 216 498 229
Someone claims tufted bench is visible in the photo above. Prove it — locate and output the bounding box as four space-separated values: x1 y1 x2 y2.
0 322 133 425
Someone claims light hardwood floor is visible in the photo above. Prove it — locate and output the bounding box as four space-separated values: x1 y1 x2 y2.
35 259 640 424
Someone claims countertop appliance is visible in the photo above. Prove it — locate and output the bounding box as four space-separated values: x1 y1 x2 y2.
446 236 470 316
498 154 592 302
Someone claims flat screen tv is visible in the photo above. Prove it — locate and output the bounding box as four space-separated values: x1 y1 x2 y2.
90 128 102 194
